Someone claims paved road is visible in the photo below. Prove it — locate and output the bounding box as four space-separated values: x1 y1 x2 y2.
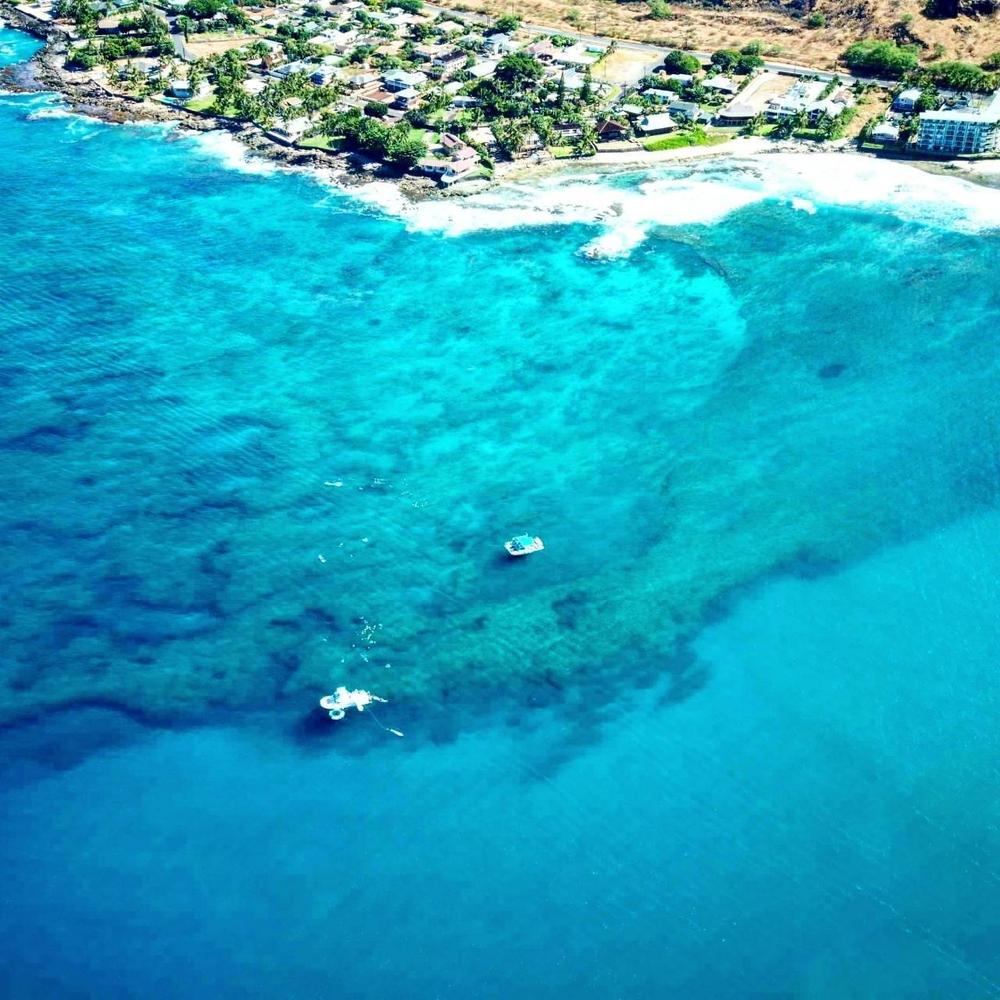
423 1 897 88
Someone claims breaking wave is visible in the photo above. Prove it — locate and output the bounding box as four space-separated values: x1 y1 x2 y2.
343 151 1000 258
186 129 280 176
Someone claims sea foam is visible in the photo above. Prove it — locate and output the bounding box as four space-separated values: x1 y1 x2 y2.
342 151 1000 258
187 129 280 176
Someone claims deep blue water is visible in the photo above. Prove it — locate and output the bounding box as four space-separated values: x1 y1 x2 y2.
2 26 999 998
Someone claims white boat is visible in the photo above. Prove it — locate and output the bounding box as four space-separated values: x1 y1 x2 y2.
505 534 544 557
319 686 386 721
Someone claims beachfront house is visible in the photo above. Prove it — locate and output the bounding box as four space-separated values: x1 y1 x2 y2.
266 116 312 144
595 119 630 141
716 100 754 126
636 112 678 135
869 121 901 144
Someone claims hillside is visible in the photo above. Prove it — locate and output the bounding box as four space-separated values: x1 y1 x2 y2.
441 0 1000 71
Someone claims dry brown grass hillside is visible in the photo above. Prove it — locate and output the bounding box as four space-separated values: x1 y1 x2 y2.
444 0 1000 70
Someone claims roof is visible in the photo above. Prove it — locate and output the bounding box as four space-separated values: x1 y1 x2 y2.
638 112 676 130
704 76 736 91
718 101 754 119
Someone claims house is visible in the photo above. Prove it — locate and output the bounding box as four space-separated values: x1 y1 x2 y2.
892 87 922 113
450 95 480 108
345 71 379 88
417 157 476 183
412 43 445 62
553 120 584 139
431 49 466 72
636 112 677 135
764 79 826 122
266 116 312 144
271 60 316 80
668 100 702 122
383 69 427 92
558 70 587 92
553 43 604 68
643 88 675 104
467 60 498 80
869 121 900 144
391 87 420 109
525 38 556 62
483 32 517 55
168 78 210 99
716 100 754 125
436 19 464 33
916 90 1000 154
703 76 738 96
595 118 629 141
665 73 693 85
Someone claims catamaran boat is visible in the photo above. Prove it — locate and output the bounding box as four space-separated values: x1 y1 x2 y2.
320 686 386 721
504 534 544 557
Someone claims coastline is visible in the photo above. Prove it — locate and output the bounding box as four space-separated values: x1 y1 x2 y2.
6 7 1000 202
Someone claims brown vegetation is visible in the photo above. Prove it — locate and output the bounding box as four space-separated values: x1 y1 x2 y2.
443 0 1000 70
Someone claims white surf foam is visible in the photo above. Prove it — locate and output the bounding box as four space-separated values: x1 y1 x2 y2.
749 152 1000 233
186 129 279 176
336 150 1000 258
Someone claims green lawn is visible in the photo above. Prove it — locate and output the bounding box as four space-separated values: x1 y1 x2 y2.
298 135 344 151
641 130 731 152
184 94 215 112
548 145 577 159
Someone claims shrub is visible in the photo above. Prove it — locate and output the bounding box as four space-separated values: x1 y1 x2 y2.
927 60 995 92
841 40 919 77
662 49 700 74
648 0 672 18
806 12 826 27
364 100 389 117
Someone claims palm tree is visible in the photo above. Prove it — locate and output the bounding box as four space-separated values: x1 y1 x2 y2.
573 121 598 156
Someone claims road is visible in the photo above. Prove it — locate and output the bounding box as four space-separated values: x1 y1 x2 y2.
423 1 897 88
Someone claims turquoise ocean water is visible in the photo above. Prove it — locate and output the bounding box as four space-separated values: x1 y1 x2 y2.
2 26 999 997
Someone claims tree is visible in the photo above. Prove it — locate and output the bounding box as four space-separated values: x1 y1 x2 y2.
491 14 521 34
928 60 995 92
711 49 740 71
365 100 389 117
983 52 1000 71
662 49 699 75
841 40 918 77
572 121 598 156
648 0 672 18
490 117 526 157
735 53 763 74
392 0 423 11
494 52 544 90
579 69 594 104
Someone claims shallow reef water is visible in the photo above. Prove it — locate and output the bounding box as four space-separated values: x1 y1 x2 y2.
2 80 999 727
2 27 1000 998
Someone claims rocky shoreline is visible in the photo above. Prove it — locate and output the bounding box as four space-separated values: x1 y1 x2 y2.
0 4 467 198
